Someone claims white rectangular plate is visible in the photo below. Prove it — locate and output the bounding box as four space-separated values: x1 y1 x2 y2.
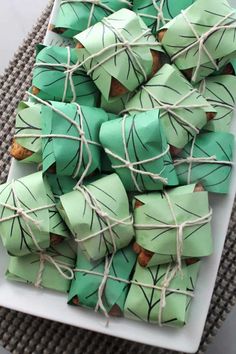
0 1 236 352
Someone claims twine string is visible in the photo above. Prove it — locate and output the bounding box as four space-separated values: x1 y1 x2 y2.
173 136 234 184
35 253 74 288
60 0 132 29
138 0 169 30
74 263 194 325
134 193 213 271
172 10 236 82
74 184 133 322
0 181 56 252
27 93 98 183
121 87 211 135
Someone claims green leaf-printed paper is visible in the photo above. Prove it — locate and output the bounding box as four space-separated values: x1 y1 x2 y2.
100 92 135 115
41 101 108 178
174 132 234 194
0 172 69 256
58 173 134 261
125 64 214 149
196 75 236 132
6 241 76 293
46 174 77 202
74 9 164 101
158 0 236 82
54 0 131 38
99 110 178 192
133 0 195 33
68 244 136 314
124 260 200 326
14 101 42 163
133 184 212 266
32 45 100 106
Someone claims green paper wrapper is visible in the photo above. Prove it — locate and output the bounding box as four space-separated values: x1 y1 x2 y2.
100 92 135 115
32 45 100 106
58 173 134 261
68 244 136 315
74 9 164 101
46 174 77 202
197 75 236 132
124 260 200 326
133 184 212 266
54 0 131 38
41 101 108 179
6 241 76 293
99 110 178 192
174 132 234 194
124 64 215 149
158 0 236 83
0 172 69 257
133 0 195 33
14 101 42 163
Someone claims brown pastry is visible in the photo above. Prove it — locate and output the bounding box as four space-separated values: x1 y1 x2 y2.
32 86 40 96
134 184 205 267
170 145 183 157
51 25 66 35
47 163 57 174
10 139 33 161
109 304 123 317
157 29 167 42
50 233 64 246
222 63 235 75
72 296 79 305
185 257 200 266
76 41 162 98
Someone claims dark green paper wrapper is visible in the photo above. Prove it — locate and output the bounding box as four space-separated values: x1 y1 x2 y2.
32 45 100 106
174 132 234 194
68 244 136 315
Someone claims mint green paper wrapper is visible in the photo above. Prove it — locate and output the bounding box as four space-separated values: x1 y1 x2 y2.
74 9 164 101
58 174 134 261
196 75 236 132
14 101 42 163
158 0 236 83
54 0 131 38
99 110 178 192
41 101 108 179
133 184 212 266
125 64 215 149
32 45 100 106
174 132 234 194
68 244 136 315
0 172 69 257
124 260 200 327
133 0 195 33
6 241 76 293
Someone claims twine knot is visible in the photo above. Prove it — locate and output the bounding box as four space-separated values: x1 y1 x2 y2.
17 208 25 217
99 211 109 219
122 41 130 49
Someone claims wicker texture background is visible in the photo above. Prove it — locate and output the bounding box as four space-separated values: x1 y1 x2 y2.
0 3 236 353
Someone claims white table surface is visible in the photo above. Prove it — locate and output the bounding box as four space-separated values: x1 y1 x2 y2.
0 1 235 353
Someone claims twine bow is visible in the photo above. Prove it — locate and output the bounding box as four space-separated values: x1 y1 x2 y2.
35 253 74 288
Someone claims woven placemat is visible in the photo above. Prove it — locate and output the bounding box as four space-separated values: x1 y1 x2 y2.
0 3 236 354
